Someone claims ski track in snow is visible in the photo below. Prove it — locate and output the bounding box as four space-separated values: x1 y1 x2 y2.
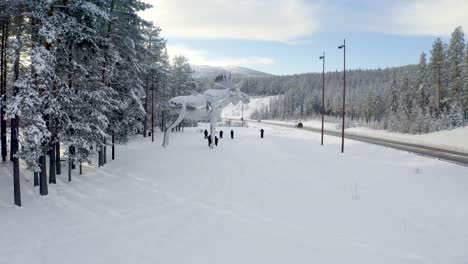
1 124 468 264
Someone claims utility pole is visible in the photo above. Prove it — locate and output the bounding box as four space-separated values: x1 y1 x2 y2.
319 52 325 146
338 39 346 153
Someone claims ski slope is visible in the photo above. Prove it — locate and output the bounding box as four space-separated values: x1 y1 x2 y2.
1 124 468 264
221 96 274 119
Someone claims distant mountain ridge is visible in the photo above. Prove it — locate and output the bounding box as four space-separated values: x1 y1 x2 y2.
192 65 273 79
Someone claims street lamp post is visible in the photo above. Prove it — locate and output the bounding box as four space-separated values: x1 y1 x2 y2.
338 39 346 153
319 52 325 146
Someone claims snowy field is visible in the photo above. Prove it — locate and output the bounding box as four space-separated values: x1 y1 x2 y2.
257 118 468 153
1 123 468 264
221 96 468 153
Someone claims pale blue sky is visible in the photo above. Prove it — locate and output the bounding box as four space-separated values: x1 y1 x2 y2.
141 0 467 75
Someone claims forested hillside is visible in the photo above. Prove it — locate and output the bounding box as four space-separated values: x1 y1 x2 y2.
0 0 195 206
244 27 468 134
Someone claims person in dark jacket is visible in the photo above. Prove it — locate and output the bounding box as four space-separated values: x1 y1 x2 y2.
260 129 264 138
215 136 219 146
219 130 223 139
230 129 234 139
204 129 208 139
207 135 212 147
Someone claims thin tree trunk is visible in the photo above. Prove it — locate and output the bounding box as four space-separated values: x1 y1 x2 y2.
34 171 39 186
68 159 71 182
49 137 56 183
151 76 154 142
55 141 61 174
103 137 107 164
11 116 20 206
79 162 82 175
11 7 23 206
144 76 148 137
70 145 75 169
112 132 115 160
39 153 48 195
98 144 102 167
31 20 39 190
1 20 9 162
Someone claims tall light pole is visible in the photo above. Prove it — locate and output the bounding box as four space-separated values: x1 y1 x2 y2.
319 52 325 146
338 39 346 153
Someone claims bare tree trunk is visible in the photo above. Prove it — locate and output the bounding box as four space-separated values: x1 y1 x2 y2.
98 144 102 167
1 19 9 162
48 136 56 184
144 76 148 137
34 171 39 186
39 153 48 195
112 132 115 160
11 7 23 206
55 141 61 174
68 159 71 182
69 145 75 169
103 137 107 164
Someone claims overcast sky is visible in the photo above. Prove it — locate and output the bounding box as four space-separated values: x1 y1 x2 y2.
140 0 468 75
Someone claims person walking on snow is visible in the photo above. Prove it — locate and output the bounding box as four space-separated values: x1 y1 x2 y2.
204 129 208 139
215 136 219 146
207 135 212 147
260 129 264 138
230 129 234 139
219 130 224 139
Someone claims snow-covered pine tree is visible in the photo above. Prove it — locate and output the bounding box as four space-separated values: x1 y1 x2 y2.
446 27 465 124
429 38 447 114
463 44 468 119
384 71 399 130
158 48 171 131
170 55 196 97
142 26 166 138
416 52 430 113
104 0 157 150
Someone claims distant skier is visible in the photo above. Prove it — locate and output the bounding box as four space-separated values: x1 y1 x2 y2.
230 129 234 139
204 129 208 139
260 129 264 138
207 135 212 147
219 130 224 139
215 136 219 146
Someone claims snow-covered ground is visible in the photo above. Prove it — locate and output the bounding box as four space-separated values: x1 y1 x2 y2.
254 118 468 153
222 96 468 153
1 124 468 264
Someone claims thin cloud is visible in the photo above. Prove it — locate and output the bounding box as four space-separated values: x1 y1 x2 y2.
141 0 321 42
166 44 275 67
389 0 468 35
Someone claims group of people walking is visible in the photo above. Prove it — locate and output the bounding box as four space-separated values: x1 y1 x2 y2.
204 129 235 147
203 128 264 147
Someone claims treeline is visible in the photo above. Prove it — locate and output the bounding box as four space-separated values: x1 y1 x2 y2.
0 0 195 206
247 27 468 134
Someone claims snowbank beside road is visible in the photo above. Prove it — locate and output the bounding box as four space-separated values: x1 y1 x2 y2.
250 118 468 153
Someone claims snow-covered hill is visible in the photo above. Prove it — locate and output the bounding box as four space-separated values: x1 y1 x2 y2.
192 65 273 79
221 96 275 119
